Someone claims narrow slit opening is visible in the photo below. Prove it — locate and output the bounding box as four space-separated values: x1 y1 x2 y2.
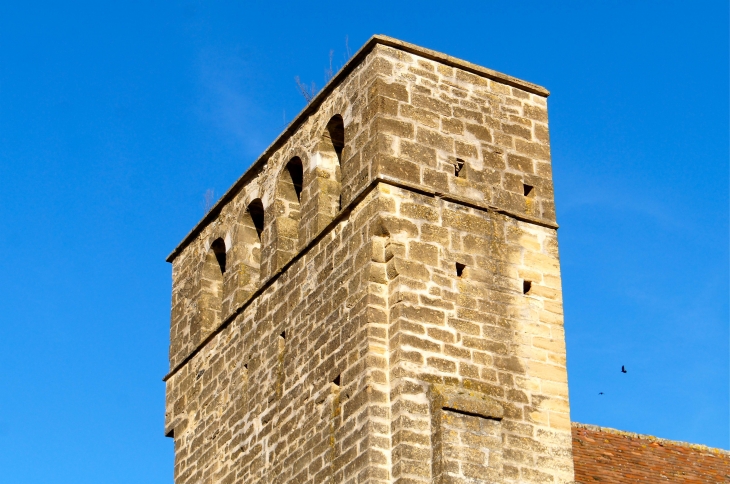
327 115 345 164
523 280 532 294
247 199 265 239
332 374 341 387
454 158 465 177
280 331 286 340
211 238 226 274
286 158 304 202
456 263 466 277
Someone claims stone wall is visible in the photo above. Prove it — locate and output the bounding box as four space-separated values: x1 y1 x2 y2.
164 36 573 484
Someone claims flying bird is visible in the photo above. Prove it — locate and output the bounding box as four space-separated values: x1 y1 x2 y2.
621 365 627 373
598 392 604 395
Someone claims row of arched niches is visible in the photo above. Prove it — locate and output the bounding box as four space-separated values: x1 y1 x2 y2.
195 114 345 335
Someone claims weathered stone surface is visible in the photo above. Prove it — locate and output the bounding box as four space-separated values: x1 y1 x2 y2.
164 36 571 484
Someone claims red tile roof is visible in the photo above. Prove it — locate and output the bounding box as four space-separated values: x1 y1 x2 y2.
572 423 730 483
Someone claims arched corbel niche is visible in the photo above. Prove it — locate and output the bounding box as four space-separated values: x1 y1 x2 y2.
302 115 344 242
264 157 303 276
196 237 226 343
230 198 265 308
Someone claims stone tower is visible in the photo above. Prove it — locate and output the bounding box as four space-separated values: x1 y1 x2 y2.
164 36 574 484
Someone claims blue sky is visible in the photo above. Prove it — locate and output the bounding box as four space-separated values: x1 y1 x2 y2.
0 1 726 482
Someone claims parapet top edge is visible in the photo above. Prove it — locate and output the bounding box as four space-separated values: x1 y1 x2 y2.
372 35 550 97
165 34 550 263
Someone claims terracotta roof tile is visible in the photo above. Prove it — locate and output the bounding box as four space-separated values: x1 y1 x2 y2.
572 423 730 483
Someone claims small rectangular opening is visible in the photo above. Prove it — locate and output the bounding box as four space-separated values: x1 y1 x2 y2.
165 428 174 438
523 184 534 197
456 263 466 277
332 374 341 387
277 331 286 355
523 280 532 294
454 158 465 177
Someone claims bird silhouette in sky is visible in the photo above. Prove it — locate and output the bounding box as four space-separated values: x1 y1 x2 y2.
598 392 604 395
621 365 627 373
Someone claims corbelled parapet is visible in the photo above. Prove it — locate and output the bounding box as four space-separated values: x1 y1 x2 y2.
164 35 572 484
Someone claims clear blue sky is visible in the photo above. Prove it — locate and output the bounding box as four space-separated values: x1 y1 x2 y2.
0 2 727 482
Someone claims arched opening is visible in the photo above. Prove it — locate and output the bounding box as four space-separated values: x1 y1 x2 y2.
199 237 226 335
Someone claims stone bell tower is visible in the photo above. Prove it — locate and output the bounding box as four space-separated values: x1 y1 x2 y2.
163 35 574 483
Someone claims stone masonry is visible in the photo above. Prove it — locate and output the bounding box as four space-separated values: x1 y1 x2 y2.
164 35 574 483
